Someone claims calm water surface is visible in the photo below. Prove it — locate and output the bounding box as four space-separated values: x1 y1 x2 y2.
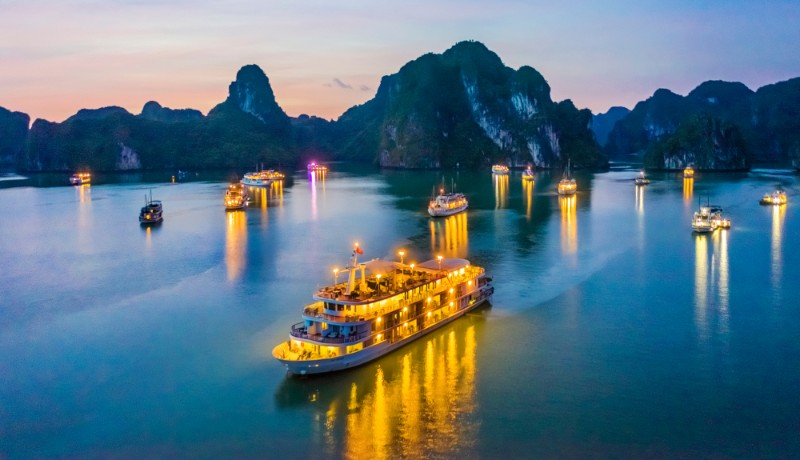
1 166 799 457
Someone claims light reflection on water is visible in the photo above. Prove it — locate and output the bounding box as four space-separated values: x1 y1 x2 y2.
277 314 483 459
559 194 577 256
493 173 508 209
683 177 694 205
694 229 730 342
225 210 247 282
429 212 468 259
771 204 785 300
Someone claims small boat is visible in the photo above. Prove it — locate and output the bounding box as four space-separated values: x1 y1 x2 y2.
557 160 577 196
759 189 787 206
683 166 695 178
522 166 535 181
139 191 163 225
491 165 509 175
69 172 91 185
428 180 468 217
271 244 494 375
241 169 285 187
692 203 730 233
634 171 650 185
307 162 327 172
225 183 246 210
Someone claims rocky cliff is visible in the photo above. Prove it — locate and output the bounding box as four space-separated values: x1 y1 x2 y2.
0 106 29 165
591 106 629 147
605 78 800 169
336 41 605 169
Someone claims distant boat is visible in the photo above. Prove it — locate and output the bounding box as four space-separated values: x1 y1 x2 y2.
69 172 91 185
522 166 535 181
491 165 509 175
557 160 577 196
242 169 284 187
225 183 246 210
759 189 787 206
691 202 730 233
634 171 650 185
683 166 695 178
307 162 327 172
139 191 163 225
428 179 468 217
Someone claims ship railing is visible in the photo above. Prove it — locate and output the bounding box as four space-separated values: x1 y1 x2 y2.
289 323 371 344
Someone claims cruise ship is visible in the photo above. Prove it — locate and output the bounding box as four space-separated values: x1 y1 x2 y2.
692 204 730 233
491 165 509 175
241 170 284 187
428 182 468 217
683 166 695 178
272 245 494 375
557 160 577 195
69 172 91 185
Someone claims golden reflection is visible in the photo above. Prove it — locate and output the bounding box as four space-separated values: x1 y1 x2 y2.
635 184 644 214
493 173 508 209
712 229 729 336
683 177 694 204
522 179 533 220
559 194 577 255
224 210 247 281
429 212 469 258
77 183 91 203
694 235 708 338
771 204 785 292
144 225 153 251
328 322 480 459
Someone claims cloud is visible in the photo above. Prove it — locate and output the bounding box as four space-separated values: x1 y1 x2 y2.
359 84 371 92
332 78 352 89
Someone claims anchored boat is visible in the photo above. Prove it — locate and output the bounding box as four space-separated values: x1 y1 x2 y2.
241 169 284 187
272 244 494 375
634 171 650 185
557 160 577 195
428 180 468 217
522 166 535 181
759 189 787 206
691 204 730 233
491 165 509 175
139 191 163 225
69 172 91 185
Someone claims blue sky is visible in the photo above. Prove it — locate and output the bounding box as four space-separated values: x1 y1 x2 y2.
1 0 799 122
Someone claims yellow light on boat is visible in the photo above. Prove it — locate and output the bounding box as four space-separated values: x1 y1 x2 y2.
449 288 454 293
449 302 454 307
377 317 381 323
404 322 408 328
427 297 432 303
377 334 382 340
468 280 472 286
460 268 465 275
403 307 407 312
427 312 431 317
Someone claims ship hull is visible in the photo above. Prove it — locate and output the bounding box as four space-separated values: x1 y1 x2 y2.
274 289 493 376
428 204 468 217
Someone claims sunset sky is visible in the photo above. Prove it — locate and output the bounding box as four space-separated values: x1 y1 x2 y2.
2 0 799 123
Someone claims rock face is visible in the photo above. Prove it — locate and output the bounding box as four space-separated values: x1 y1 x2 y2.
139 101 203 123
336 41 605 169
19 65 295 171
209 64 291 136
0 106 29 165
644 114 749 170
591 106 629 147
606 78 800 168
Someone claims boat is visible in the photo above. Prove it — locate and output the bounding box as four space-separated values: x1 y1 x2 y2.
307 162 327 172
428 180 468 217
139 191 163 225
241 169 285 187
691 203 731 233
759 189 787 206
634 171 650 185
522 166 535 181
69 172 91 185
491 165 509 175
225 183 246 210
683 166 695 178
557 160 577 195
272 244 494 375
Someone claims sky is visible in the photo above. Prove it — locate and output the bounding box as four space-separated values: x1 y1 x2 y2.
2 0 800 123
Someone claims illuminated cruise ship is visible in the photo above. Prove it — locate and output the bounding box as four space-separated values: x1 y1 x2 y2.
272 244 494 375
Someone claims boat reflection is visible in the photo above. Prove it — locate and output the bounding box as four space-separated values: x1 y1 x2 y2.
559 194 577 255
635 184 644 214
771 204 785 296
694 229 729 341
225 209 247 281
522 178 534 221
76 183 91 203
493 173 508 209
275 311 486 459
635 185 645 249
683 177 693 204
309 169 326 221
429 212 469 259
